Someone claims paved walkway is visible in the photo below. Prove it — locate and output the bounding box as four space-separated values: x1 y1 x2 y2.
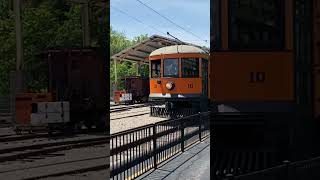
137 137 210 180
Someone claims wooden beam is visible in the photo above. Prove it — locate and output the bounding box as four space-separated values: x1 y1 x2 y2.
124 55 146 62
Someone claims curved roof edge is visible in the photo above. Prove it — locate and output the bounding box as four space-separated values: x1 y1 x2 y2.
150 45 207 56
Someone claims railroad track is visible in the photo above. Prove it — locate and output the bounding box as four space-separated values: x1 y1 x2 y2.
110 103 150 113
0 144 109 180
0 133 51 143
0 136 109 163
0 133 16 138
110 103 145 109
111 112 150 121
0 130 108 143
8 157 108 180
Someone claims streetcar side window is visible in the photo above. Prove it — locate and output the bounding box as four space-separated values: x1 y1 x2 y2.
151 60 161 78
181 58 199 78
163 58 179 77
229 0 284 50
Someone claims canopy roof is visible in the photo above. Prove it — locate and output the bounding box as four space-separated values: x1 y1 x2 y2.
111 35 208 64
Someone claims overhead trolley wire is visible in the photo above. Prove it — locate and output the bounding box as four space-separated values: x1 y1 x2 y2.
111 5 167 36
135 0 208 43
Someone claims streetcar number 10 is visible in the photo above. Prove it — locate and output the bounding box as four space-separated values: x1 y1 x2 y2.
188 84 193 88
249 72 266 83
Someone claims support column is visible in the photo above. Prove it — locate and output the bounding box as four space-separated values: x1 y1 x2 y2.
136 62 140 76
114 59 118 91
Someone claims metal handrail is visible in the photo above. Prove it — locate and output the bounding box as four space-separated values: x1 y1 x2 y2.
110 111 210 180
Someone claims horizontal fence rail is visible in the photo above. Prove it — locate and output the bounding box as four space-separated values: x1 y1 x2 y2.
222 157 320 180
110 112 210 180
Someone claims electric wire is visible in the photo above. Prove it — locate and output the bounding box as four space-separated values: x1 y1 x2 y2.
135 0 208 43
111 5 167 36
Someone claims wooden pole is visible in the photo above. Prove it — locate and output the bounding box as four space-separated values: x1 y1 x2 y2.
13 0 25 93
14 0 23 71
82 1 90 47
136 62 140 76
114 59 118 91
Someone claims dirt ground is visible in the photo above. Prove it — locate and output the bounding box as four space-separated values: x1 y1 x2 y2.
110 106 168 134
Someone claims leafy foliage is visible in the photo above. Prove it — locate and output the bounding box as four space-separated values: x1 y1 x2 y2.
0 1 147 95
0 1 106 95
110 27 149 91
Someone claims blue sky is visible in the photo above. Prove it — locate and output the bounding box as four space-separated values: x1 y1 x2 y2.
110 0 210 47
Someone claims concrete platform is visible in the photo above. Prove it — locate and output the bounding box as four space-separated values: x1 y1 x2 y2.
136 137 210 180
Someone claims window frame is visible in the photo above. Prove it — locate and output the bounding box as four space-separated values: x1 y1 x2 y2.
228 0 285 51
150 59 161 78
163 58 180 78
181 58 200 78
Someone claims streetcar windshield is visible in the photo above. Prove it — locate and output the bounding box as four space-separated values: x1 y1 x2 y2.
163 58 179 77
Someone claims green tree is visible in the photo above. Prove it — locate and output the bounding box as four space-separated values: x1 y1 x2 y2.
0 1 106 95
110 28 150 92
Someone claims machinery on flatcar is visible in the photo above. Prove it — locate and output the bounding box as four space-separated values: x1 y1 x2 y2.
148 45 209 117
47 48 107 131
14 48 108 133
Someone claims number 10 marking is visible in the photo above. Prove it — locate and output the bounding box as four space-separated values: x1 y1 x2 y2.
249 72 265 83
188 84 193 88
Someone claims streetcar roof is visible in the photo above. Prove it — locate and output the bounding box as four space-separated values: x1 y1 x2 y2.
150 45 207 56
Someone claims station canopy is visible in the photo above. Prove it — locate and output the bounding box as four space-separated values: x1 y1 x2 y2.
111 35 208 64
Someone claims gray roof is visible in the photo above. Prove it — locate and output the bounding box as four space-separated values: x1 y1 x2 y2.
111 35 208 64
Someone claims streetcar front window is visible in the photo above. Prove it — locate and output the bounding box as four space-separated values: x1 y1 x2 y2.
163 58 179 77
229 0 284 49
181 58 199 78
151 60 161 78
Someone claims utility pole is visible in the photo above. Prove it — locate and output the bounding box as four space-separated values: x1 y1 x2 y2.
11 0 25 125
14 0 23 72
82 0 90 47
13 0 25 93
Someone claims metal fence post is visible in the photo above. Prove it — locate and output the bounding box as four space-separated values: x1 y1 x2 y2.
283 160 290 180
153 124 157 169
181 120 185 152
199 112 202 142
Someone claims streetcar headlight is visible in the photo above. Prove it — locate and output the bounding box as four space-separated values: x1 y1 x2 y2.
166 82 174 90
